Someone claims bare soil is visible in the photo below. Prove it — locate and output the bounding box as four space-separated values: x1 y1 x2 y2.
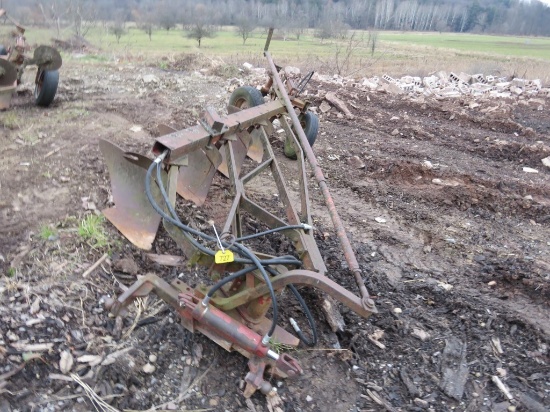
0 56 549 412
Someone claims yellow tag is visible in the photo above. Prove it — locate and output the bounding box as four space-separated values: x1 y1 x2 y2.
215 250 234 264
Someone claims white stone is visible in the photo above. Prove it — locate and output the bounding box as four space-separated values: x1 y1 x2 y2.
142 74 160 84
542 156 550 168
284 66 301 76
142 363 156 374
512 78 526 87
59 350 74 374
411 327 430 341
242 62 253 70
522 167 539 173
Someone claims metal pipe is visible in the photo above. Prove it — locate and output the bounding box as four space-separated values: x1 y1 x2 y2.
264 51 375 310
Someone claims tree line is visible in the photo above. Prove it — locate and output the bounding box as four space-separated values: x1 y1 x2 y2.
2 0 550 38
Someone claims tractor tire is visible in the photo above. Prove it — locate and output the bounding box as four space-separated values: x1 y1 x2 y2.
34 69 59 107
298 111 319 147
285 111 320 159
228 86 264 109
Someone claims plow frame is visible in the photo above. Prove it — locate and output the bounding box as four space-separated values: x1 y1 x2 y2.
103 28 377 397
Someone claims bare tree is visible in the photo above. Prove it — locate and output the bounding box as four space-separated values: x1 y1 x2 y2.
315 18 350 42
187 22 215 48
39 1 67 38
141 22 153 41
111 20 125 43
65 0 97 38
131 3 155 41
368 30 379 56
24 0 550 39
185 3 216 48
156 0 178 32
236 17 255 45
331 31 366 76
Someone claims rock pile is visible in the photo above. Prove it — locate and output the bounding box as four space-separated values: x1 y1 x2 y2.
315 71 549 100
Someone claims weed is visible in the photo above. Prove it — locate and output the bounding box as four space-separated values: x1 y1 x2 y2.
78 214 110 249
1 112 19 130
269 337 296 354
39 224 58 241
6 267 17 277
21 131 40 145
211 64 241 79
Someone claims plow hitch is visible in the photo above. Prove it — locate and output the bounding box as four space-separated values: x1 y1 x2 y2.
101 29 376 397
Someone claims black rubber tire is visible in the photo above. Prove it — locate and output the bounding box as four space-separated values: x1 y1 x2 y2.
297 111 319 147
228 86 264 109
0 45 7 56
34 69 59 107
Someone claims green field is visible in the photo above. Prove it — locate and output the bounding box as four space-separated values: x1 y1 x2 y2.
2 25 549 79
379 32 550 59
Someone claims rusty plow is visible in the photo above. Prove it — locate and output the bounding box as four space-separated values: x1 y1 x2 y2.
100 29 377 398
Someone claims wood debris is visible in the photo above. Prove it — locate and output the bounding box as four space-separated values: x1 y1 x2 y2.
146 253 185 266
491 375 513 400
491 336 504 355
59 350 74 374
10 342 54 352
82 253 108 278
440 337 469 400
321 296 345 332
266 390 284 412
400 367 421 397
325 92 355 119
361 389 398 412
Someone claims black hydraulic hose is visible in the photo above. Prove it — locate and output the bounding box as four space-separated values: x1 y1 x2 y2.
150 161 303 266
154 161 302 266
288 284 318 347
148 158 216 248
205 266 257 299
265 267 317 347
236 225 312 242
146 157 280 341
154 160 217 257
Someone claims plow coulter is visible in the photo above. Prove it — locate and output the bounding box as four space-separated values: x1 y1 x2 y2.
101 29 377 398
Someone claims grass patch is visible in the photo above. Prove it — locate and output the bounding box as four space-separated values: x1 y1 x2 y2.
3 25 549 80
1 112 20 130
269 337 296 354
379 32 550 59
78 214 110 250
6 267 17 278
39 224 58 241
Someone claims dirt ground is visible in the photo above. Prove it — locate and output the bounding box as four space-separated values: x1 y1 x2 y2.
0 53 549 412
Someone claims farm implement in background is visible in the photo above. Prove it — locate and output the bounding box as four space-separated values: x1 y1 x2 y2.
101 29 377 397
0 8 62 109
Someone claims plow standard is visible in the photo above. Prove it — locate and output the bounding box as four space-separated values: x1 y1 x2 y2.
101 30 377 397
